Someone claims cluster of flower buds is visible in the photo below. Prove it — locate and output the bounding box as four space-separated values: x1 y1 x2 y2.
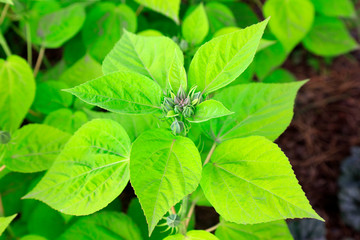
161 86 203 135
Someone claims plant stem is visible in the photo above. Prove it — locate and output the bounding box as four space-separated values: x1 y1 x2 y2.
205 223 220 232
25 22 32 66
171 206 176 214
179 196 188 235
0 194 4 217
0 165 5 172
136 5 144 16
33 45 45 78
185 200 196 228
0 3 9 25
203 142 217 166
253 0 263 9
0 32 11 57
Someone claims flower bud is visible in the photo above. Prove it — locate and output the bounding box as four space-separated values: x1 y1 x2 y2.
191 92 202 106
177 87 186 100
0 131 11 144
162 97 174 112
166 110 178 118
182 106 194 118
174 105 182 114
171 120 185 135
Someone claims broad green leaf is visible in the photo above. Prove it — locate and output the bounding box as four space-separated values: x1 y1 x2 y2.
137 29 163 37
201 136 323 224
189 100 233 123
215 219 293 240
188 19 269 95
303 16 358 57
0 55 35 133
262 69 296 83
60 55 102 88
130 129 202 234
3 124 71 173
103 31 184 92
84 109 159 142
200 81 306 142
24 119 131 215
254 42 288 80
82 2 137 61
205 2 236 34
58 212 142 240
30 4 86 48
63 33 86 66
44 108 88 134
227 2 259 28
168 49 187 92
27 203 66 239
134 0 180 24
1 0 13 5
20 235 47 240
310 0 355 18
264 0 314 52
32 81 73 115
65 71 162 115
182 4 209 45
0 214 17 236
164 230 219 240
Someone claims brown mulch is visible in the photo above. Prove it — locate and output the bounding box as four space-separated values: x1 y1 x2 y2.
277 52 360 239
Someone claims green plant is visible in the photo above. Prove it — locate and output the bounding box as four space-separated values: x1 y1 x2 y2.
3 0 359 239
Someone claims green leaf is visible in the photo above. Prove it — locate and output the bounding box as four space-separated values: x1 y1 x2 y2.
32 81 73 115
1 0 13 5
0 214 17 236
168 48 187 93
30 4 86 48
84 109 159 142
263 0 315 52
103 31 184 92
164 230 219 240
82 2 137 61
3 124 71 173
205 2 236 34
20 235 47 240
60 55 103 88
227 2 259 28
58 212 142 240
262 69 296 83
188 19 269 94
44 108 88 134
215 219 293 240
303 16 359 57
138 29 163 37
189 100 233 123
310 0 355 18
134 0 180 24
0 55 35 133
200 81 306 142
201 136 323 224
65 71 163 115
254 42 288 80
182 3 209 45
130 129 202 234
24 119 131 215
190 186 212 207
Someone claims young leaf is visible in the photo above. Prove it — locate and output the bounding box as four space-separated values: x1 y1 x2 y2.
182 3 209 45
44 108 88 134
201 136 323 224
82 2 137 61
24 119 131 215
130 129 202 234
188 19 269 95
134 0 180 24
29 3 86 48
215 218 293 240
303 16 358 57
0 214 17 236
200 81 306 142
103 31 184 92
0 55 35 133
58 212 142 240
168 49 187 92
205 2 236 34
310 0 355 18
189 100 233 123
164 230 219 240
65 71 163 115
263 0 314 52
32 81 73 115
3 124 71 173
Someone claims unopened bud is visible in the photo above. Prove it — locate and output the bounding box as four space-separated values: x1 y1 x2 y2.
182 106 194 118
171 120 185 135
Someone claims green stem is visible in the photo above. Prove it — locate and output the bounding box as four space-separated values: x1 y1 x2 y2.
205 223 220 232
33 45 45 78
0 3 9 25
180 196 189 235
25 22 32 66
203 142 217 166
0 32 11 57
185 200 196 229
136 5 144 16
0 194 4 217
253 0 263 9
